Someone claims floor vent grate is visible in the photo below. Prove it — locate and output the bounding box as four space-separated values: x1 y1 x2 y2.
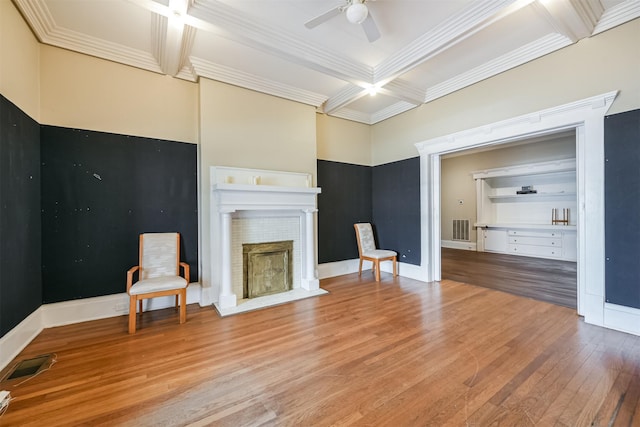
452 219 470 241
1 354 55 384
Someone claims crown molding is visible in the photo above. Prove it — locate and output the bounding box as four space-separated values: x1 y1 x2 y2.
371 101 418 124
593 0 640 35
326 108 372 125
531 0 603 42
190 57 327 107
374 0 520 82
425 33 572 103
13 0 56 38
188 0 373 84
381 79 425 105
322 84 368 114
14 0 163 74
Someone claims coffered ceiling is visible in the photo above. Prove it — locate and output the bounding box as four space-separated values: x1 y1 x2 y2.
13 0 640 124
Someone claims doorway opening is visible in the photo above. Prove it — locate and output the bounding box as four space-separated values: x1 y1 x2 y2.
439 132 577 308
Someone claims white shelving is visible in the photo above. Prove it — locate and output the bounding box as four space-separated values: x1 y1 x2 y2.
473 159 577 261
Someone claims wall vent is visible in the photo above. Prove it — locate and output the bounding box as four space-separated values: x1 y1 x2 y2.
452 219 470 241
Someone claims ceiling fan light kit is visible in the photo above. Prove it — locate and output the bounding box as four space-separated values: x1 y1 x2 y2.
346 3 368 24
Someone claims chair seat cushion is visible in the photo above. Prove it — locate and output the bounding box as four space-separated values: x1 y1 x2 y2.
363 249 397 259
129 275 187 295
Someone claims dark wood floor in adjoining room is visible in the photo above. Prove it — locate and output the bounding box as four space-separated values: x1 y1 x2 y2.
442 247 578 309
1 274 638 426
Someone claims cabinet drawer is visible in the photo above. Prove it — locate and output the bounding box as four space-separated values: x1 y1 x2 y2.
508 244 561 258
508 230 560 238
508 236 562 247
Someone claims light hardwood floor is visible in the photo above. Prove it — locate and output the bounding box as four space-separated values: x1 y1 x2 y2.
1 273 638 426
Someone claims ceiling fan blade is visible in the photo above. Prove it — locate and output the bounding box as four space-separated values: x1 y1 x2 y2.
305 6 342 29
361 14 380 42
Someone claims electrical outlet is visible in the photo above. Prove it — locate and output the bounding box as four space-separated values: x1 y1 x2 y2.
458 199 464 205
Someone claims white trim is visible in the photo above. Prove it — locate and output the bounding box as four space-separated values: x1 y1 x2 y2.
0 284 202 371
415 91 627 333
604 303 640 336
318 259 424 281
318 259 361 279
441 240 477 251
0 308 44 374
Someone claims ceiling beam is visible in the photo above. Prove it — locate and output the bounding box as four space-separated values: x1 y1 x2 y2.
532 0 604 42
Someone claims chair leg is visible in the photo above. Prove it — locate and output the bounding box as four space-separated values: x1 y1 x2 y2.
175 295 179 308
358 258 363 276
138 300 143 313
129 296 137 334
393 256 397 277
375 260 381 281
179 289 186 324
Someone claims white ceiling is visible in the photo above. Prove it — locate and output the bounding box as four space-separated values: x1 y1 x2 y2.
14 0 640 124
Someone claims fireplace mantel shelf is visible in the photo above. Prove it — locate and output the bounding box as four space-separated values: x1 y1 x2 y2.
212 183 321 194
212 183 321 213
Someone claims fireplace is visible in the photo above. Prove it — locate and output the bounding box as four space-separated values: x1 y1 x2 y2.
243 240 293 298
210 166 324 314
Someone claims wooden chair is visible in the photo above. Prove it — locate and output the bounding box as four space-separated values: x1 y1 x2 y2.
126 232 190 334
354 223 397 281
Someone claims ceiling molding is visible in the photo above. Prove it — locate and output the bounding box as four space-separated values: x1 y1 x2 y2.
322 84 369 114
190 57 327 107
13 0 56 36
188 0 373 84
15 0 163 74
381 80 425 106
425 33 572 103
325 108 372 125
371 101 419 124
373 0 521 82
531 0 603 42
593 0 640 35
175 59 199 82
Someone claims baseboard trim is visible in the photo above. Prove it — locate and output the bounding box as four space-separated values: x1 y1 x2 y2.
318 259 424 281
441 240 477 251
604 303 640 336
0 284 202 371
0 308 44 374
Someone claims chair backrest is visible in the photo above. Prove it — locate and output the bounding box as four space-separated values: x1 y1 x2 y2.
139 232 180 280
354 223 377 255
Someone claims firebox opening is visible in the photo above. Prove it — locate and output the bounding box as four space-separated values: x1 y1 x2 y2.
243 240 294 299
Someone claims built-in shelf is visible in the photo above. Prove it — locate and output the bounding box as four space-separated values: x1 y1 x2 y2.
473 159 577 261
488 191 576 203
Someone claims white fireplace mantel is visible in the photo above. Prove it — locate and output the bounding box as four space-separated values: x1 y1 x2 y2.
210 167 322 312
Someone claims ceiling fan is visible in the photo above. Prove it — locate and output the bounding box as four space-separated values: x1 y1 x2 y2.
305 0 381 43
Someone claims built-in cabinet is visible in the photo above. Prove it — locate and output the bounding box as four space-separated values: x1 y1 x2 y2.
473 159 577 261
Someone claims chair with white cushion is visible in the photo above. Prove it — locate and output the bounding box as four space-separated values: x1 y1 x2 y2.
354 223 397 282
127 232 190 334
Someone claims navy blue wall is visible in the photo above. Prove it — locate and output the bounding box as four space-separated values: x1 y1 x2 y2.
317 157 421 266
317 160 372 263
605 109 640 309
0 95 42 336
372 157 421 265
40 126 198 303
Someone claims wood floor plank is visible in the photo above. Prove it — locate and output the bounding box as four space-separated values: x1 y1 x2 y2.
442 247 577 308
0 273 638 426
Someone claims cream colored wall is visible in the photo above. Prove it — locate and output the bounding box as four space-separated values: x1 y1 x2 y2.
39 45 198 144
198 78 318 291
372 19 640 166
0 0 40 121
440 136 576 242
316 113 371 166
